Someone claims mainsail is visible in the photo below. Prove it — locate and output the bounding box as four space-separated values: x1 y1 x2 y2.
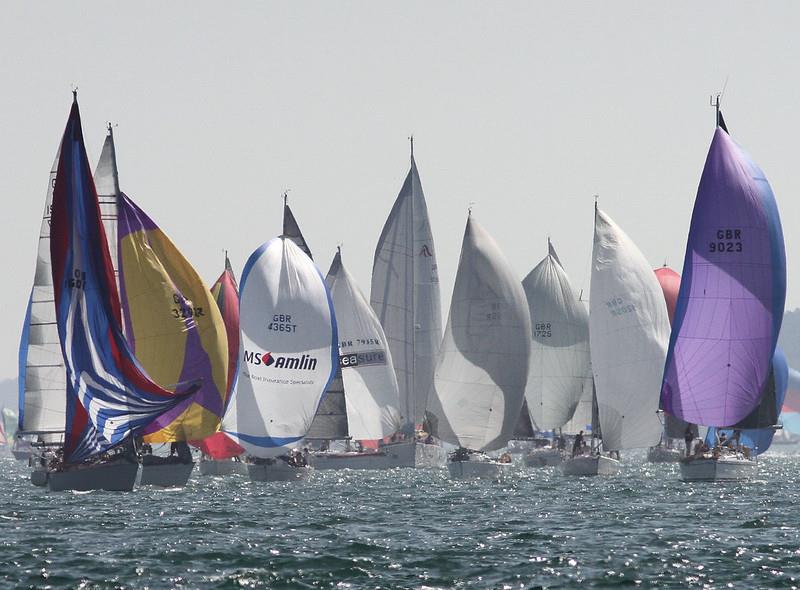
324 249 402 440
223 237 337 457
590 207 670 451
50 95 188 462
426 215 531 452
660 123 786 428
283 197 313 259
371 147 442 428
116 193 229 441
18 145 66 439
521 239 591 431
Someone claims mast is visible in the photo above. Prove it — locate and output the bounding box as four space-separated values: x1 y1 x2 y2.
409 135 417 430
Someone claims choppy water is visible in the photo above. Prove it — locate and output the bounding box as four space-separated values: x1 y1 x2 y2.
2 449 800 589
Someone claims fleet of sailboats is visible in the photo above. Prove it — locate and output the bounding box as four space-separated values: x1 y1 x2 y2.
10 93 798 489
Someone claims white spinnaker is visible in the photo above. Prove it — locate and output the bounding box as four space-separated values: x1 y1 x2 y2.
223 238 336 458
427 216 531 452
327 251 402 440
21 145 66 435
522 241 591 430
589 208 669 450
370 155 442 428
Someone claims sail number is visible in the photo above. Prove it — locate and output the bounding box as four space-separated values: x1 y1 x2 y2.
66 269 86 289
534 322 552 338
708 228 743 253
268 314 296 333
606 297 635 316
171 293 204 319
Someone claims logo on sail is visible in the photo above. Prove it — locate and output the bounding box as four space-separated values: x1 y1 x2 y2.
419 244 433 257
339 350 387 368
243 350 317 370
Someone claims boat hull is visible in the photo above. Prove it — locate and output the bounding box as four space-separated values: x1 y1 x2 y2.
523 448 562 467
199 458 247 476
647 446 684 463
30 467 48 487
447 459 513 479
311 440 446 470
679 456 757 482
559 455 620 476
247 462 313 482
139 461 195 487
47 461 139 492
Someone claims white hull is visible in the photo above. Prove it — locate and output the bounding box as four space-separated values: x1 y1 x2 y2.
139 461 194 487
248 461 313 482
447 459 513 479
679 456 757 482
199 458 247 476
523 448 562 467
647 446 683 463
47 460 139 492
311 440 446 471
560 455 620 476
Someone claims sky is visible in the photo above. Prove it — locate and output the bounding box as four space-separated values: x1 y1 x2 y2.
1 2 799 379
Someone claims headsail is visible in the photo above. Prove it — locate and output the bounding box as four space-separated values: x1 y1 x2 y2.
325 249 402 440
50 96 189 462
426 215 531 452
116 193 229 441
590 207 670 450
18 145 66 438
223 238 337 457
660 125 786 427
371 149 442 428
522 240 591 431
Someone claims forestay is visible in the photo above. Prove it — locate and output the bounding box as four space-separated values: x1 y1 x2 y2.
117 193 229 442
427 215 531 452
522 240 590 431
660 127 786 427
223 238 337 457
590 207 669 451
371 152 442 428
326 250 402 440
18 144 65 438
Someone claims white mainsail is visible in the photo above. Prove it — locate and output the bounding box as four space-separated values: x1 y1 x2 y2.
94 125 120 282
427 215 531 452
561 373 595 435
370 149 442 428
19 145 65 436
327 250 402 440
223 237 337 457
589 207 669 450
521 240 591 431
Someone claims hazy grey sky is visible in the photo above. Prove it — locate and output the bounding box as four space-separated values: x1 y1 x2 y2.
2 2 799 379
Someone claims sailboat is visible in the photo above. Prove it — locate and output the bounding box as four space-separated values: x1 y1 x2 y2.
561 206 670 476
661 104 786 482
222 236 337 481
520 239 591 467
370 140 447 468
197 255 247 476
16 143 66 465
427 214 531 479
647 265 697 463
45 94 191 492
95 126 230 487
306 248 405 469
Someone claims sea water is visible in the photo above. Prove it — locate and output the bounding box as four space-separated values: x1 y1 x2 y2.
1 449 800 588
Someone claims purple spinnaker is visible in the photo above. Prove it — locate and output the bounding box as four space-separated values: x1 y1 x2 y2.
660 127 786 427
